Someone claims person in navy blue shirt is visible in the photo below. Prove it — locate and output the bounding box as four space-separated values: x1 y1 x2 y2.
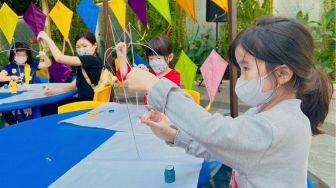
0 42 51 125
0 42 51 83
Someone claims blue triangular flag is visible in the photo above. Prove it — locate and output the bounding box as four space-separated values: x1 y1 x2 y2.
76 0 99 34
134 52 150 68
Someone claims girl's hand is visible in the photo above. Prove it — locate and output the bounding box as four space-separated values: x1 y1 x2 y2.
116 42 127 56
139 110 177 142
37 51 47 60
10 75 21 82
137 64 149 72
43 87 54 96
125 67 159 93
37 31 51 43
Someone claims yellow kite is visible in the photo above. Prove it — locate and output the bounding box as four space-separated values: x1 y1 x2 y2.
176 0 196 21
110 0 126 31
212 0 229 12
49 1 73 40
147 0 172 25
0 3 18 43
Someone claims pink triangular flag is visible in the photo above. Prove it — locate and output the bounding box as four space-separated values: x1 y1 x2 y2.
200 50 228 102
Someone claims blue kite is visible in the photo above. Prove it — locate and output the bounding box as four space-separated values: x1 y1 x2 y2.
76 0 99 34
134 52 150 68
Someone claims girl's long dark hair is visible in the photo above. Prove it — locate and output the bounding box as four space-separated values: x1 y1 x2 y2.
228 17 333 135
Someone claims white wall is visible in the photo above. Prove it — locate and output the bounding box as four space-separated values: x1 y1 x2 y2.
273 0 323 21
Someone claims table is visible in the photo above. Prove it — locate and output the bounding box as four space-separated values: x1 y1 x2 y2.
0 83 77 118
0 108 214 188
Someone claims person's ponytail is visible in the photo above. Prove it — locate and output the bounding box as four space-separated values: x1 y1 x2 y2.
298 68 333 135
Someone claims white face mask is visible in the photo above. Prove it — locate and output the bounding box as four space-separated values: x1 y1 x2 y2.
14 56 27 65
149 59 167 74
76 47 94 56
235 73 274 106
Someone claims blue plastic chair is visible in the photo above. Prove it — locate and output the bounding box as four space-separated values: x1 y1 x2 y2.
199 162 315 188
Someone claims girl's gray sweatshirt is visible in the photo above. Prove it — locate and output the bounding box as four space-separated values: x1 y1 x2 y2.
147 78 311 188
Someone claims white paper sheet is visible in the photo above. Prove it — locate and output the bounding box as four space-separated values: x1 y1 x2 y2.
49 132 203 188
59 103 152 133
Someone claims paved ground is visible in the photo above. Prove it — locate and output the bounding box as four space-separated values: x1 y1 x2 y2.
114 80 335 188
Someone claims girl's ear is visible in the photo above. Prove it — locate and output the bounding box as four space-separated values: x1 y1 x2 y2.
168 53 174 63
274 65 293 85
93 42 98 52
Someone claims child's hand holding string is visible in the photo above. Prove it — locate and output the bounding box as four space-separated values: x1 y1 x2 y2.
139 107 177 143
125 67 159 93
36 51 47 61
9 75 21 82
116 42 127 57
37 31 51 44
137 64 149 72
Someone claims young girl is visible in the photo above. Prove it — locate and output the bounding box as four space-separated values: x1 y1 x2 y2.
116 35 180 104
125 17 333 187
0 42 51 83
37 31 102 101
0 42 51 125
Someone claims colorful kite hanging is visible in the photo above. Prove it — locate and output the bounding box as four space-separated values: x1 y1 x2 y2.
174 50 197 89
134 52 150 68
147 0 172 25
128 0 147 27
200 50 228 111
76 0 99 34
49 1 73 40
212 0 229 12
23 3 47 36
176 0 196 21
0 3 18 43
110 0 127 31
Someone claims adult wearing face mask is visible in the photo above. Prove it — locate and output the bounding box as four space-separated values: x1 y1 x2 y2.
0 42 51 125
116 35 180 104
37 31 102 100
36 31 103 115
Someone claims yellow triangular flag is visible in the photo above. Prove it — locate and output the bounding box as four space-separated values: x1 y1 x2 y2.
176 0 196 21
49 1 73 40
212 0 229 12
110 0 126 31
0 3 18 43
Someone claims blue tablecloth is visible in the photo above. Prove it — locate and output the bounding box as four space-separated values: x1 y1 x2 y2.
0 90 27 100
0 110 214 188
0 110 115 187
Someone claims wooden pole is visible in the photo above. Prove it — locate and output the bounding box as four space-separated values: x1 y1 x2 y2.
41 0 51 37
103 0 111 59
102 0 114 101
228 0 238 118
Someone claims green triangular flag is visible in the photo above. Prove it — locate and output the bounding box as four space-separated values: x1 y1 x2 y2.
174 50 198 89
147 0 172 24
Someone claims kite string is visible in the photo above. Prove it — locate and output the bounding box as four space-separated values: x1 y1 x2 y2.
107 21 141 159
128 23 139 107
